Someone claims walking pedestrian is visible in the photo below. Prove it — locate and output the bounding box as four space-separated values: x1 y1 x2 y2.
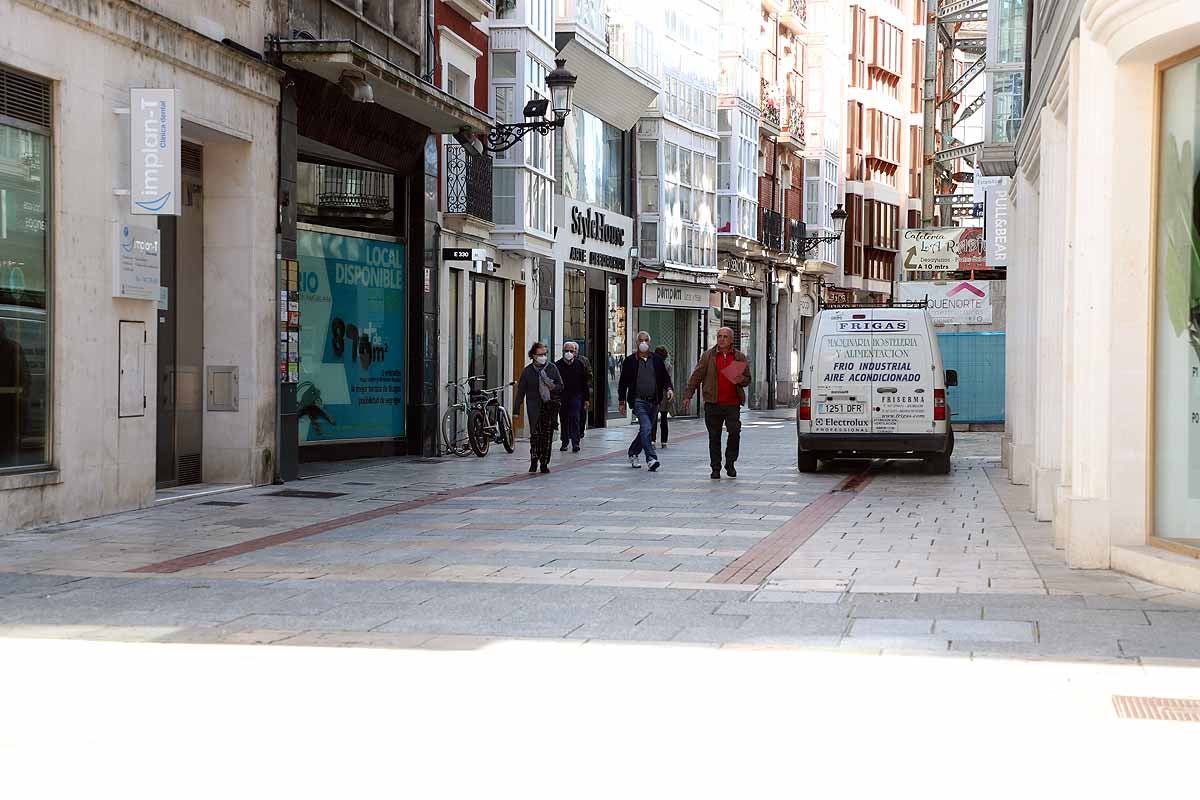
682 326 751 479
556 341 591 452
514 341 564 474
651 345 673 448
617 331 674 471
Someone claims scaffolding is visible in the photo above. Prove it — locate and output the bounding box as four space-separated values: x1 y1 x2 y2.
920 1 988 227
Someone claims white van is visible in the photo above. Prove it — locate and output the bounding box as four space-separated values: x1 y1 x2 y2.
795 304 957 473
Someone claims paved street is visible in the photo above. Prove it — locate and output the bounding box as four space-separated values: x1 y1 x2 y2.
3 411 1200 660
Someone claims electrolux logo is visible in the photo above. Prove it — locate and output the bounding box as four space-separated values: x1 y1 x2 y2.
570 205 625 248
130 88 179 216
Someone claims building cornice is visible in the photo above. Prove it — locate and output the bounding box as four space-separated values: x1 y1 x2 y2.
14 0 281 105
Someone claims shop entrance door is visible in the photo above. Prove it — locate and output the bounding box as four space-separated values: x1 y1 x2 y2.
588 288 606 426
156 147 204 488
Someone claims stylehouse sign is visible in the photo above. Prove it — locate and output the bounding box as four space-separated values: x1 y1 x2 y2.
130 88 180 216
554 197 632 274
897 280 993 325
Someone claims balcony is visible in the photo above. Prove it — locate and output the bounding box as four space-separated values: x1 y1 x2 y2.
760 79 781 132
781 0 808 32
785 218 806 259
444 0 495 23
316 165 393 217
444 144 494 234
779 100 805 151
758 207 784 253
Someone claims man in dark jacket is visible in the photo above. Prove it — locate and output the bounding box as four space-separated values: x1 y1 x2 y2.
617 331 674 471
556 341 591 452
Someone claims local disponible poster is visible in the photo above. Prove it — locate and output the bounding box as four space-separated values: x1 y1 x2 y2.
297 229 406 442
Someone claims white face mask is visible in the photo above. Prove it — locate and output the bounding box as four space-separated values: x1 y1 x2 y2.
535 355 548 365
638 342 650 353
563 351 575 362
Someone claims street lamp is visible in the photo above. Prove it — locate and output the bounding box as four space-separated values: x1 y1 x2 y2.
795 204 848 257
475 58 577 154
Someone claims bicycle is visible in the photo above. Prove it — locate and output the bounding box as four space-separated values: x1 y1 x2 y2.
440 376 515 457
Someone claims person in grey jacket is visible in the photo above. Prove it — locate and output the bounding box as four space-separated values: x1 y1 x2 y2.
514 341 564 474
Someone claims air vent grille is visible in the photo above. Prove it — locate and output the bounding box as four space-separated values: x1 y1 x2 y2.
0 67 51 130
177 453 202 486
181 141 203 175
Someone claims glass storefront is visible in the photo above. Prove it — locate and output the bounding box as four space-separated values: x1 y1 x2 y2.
641 307 699 417
605 276 627 416
0 120 50 470
1154 53 1200 544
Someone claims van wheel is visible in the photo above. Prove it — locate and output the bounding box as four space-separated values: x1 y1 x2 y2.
926 430 954 475
797 450 819 473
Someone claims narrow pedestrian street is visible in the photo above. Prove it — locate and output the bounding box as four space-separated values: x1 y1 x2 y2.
3 412 1198 657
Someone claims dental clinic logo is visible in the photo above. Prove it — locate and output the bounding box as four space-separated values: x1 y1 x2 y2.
120 226 134 253
130 88 178 215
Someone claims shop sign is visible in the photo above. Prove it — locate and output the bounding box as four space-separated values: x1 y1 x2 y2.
984 177 1010 268
112 222 161 300
129 88 180 216
796 292 816 317
643 281 709 309
897 280 993 325
297 229 407 442
901 227 985 273
554 196 633 274
442 248 487 262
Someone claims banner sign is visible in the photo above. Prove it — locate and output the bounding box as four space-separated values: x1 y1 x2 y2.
129 88 180 216
554 196 633 274
297 229 406 443
112 223 161 300
897 280 993 325
901 227 985 272
984 177 1010 268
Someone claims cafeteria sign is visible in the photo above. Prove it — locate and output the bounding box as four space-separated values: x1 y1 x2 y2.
901 227 984 273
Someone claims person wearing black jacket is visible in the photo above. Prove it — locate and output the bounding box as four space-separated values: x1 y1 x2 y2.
617 331 674 471
555 341 591 452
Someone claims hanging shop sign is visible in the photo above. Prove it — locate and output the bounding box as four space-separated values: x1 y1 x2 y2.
553 196 632 274
112 222 161 300
642 280 710 310
129 88 180 216
796 291 816 317
983 177 1010 268
897 280 993 325
297 228 406 443
901 226 985 273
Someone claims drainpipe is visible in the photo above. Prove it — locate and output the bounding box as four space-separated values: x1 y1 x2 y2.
766 140 780 411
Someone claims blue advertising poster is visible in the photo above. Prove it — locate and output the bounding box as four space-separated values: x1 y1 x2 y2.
297 229 406 442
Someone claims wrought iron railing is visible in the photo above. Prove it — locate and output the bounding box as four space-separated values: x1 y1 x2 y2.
785 101 805 146
761 79 781 127
786 218 807 258
759 207 784 252
789 0 807 24
445 144 494 222
317 165 392 213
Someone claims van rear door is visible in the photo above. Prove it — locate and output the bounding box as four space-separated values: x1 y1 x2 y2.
810 309 872 436
863 310 935 435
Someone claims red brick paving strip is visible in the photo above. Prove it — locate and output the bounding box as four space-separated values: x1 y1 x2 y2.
129 430 709 574
709 469 875 585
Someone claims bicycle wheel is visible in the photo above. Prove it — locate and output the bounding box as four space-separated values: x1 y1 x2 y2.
498 406 515 453
440 405 470 455
468 407 490 457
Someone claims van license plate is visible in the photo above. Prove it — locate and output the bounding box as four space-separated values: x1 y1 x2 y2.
818 402 865 415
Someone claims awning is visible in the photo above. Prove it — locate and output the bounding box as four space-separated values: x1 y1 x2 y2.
557 35 660 131
275 39 492 136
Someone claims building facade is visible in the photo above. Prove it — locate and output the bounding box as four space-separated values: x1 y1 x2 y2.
1004 0 1200 588
0 0 281 530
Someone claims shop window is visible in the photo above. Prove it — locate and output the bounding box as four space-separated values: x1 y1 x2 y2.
0 70 51 471
1153 52 1200 543
564 270 586 344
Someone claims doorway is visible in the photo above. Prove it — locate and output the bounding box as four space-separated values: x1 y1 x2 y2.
588 288 606 426
156 142 204 488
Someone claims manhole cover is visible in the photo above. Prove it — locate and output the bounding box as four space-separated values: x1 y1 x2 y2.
265 490 348 499
199 500 247 507
1113 695 1200 722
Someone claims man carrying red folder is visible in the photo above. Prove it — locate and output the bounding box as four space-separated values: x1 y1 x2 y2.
682 327 752 479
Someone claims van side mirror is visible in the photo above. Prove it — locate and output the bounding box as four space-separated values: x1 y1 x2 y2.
945 369 958 387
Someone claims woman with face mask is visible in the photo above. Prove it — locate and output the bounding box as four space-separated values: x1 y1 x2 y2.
514 341 564 473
